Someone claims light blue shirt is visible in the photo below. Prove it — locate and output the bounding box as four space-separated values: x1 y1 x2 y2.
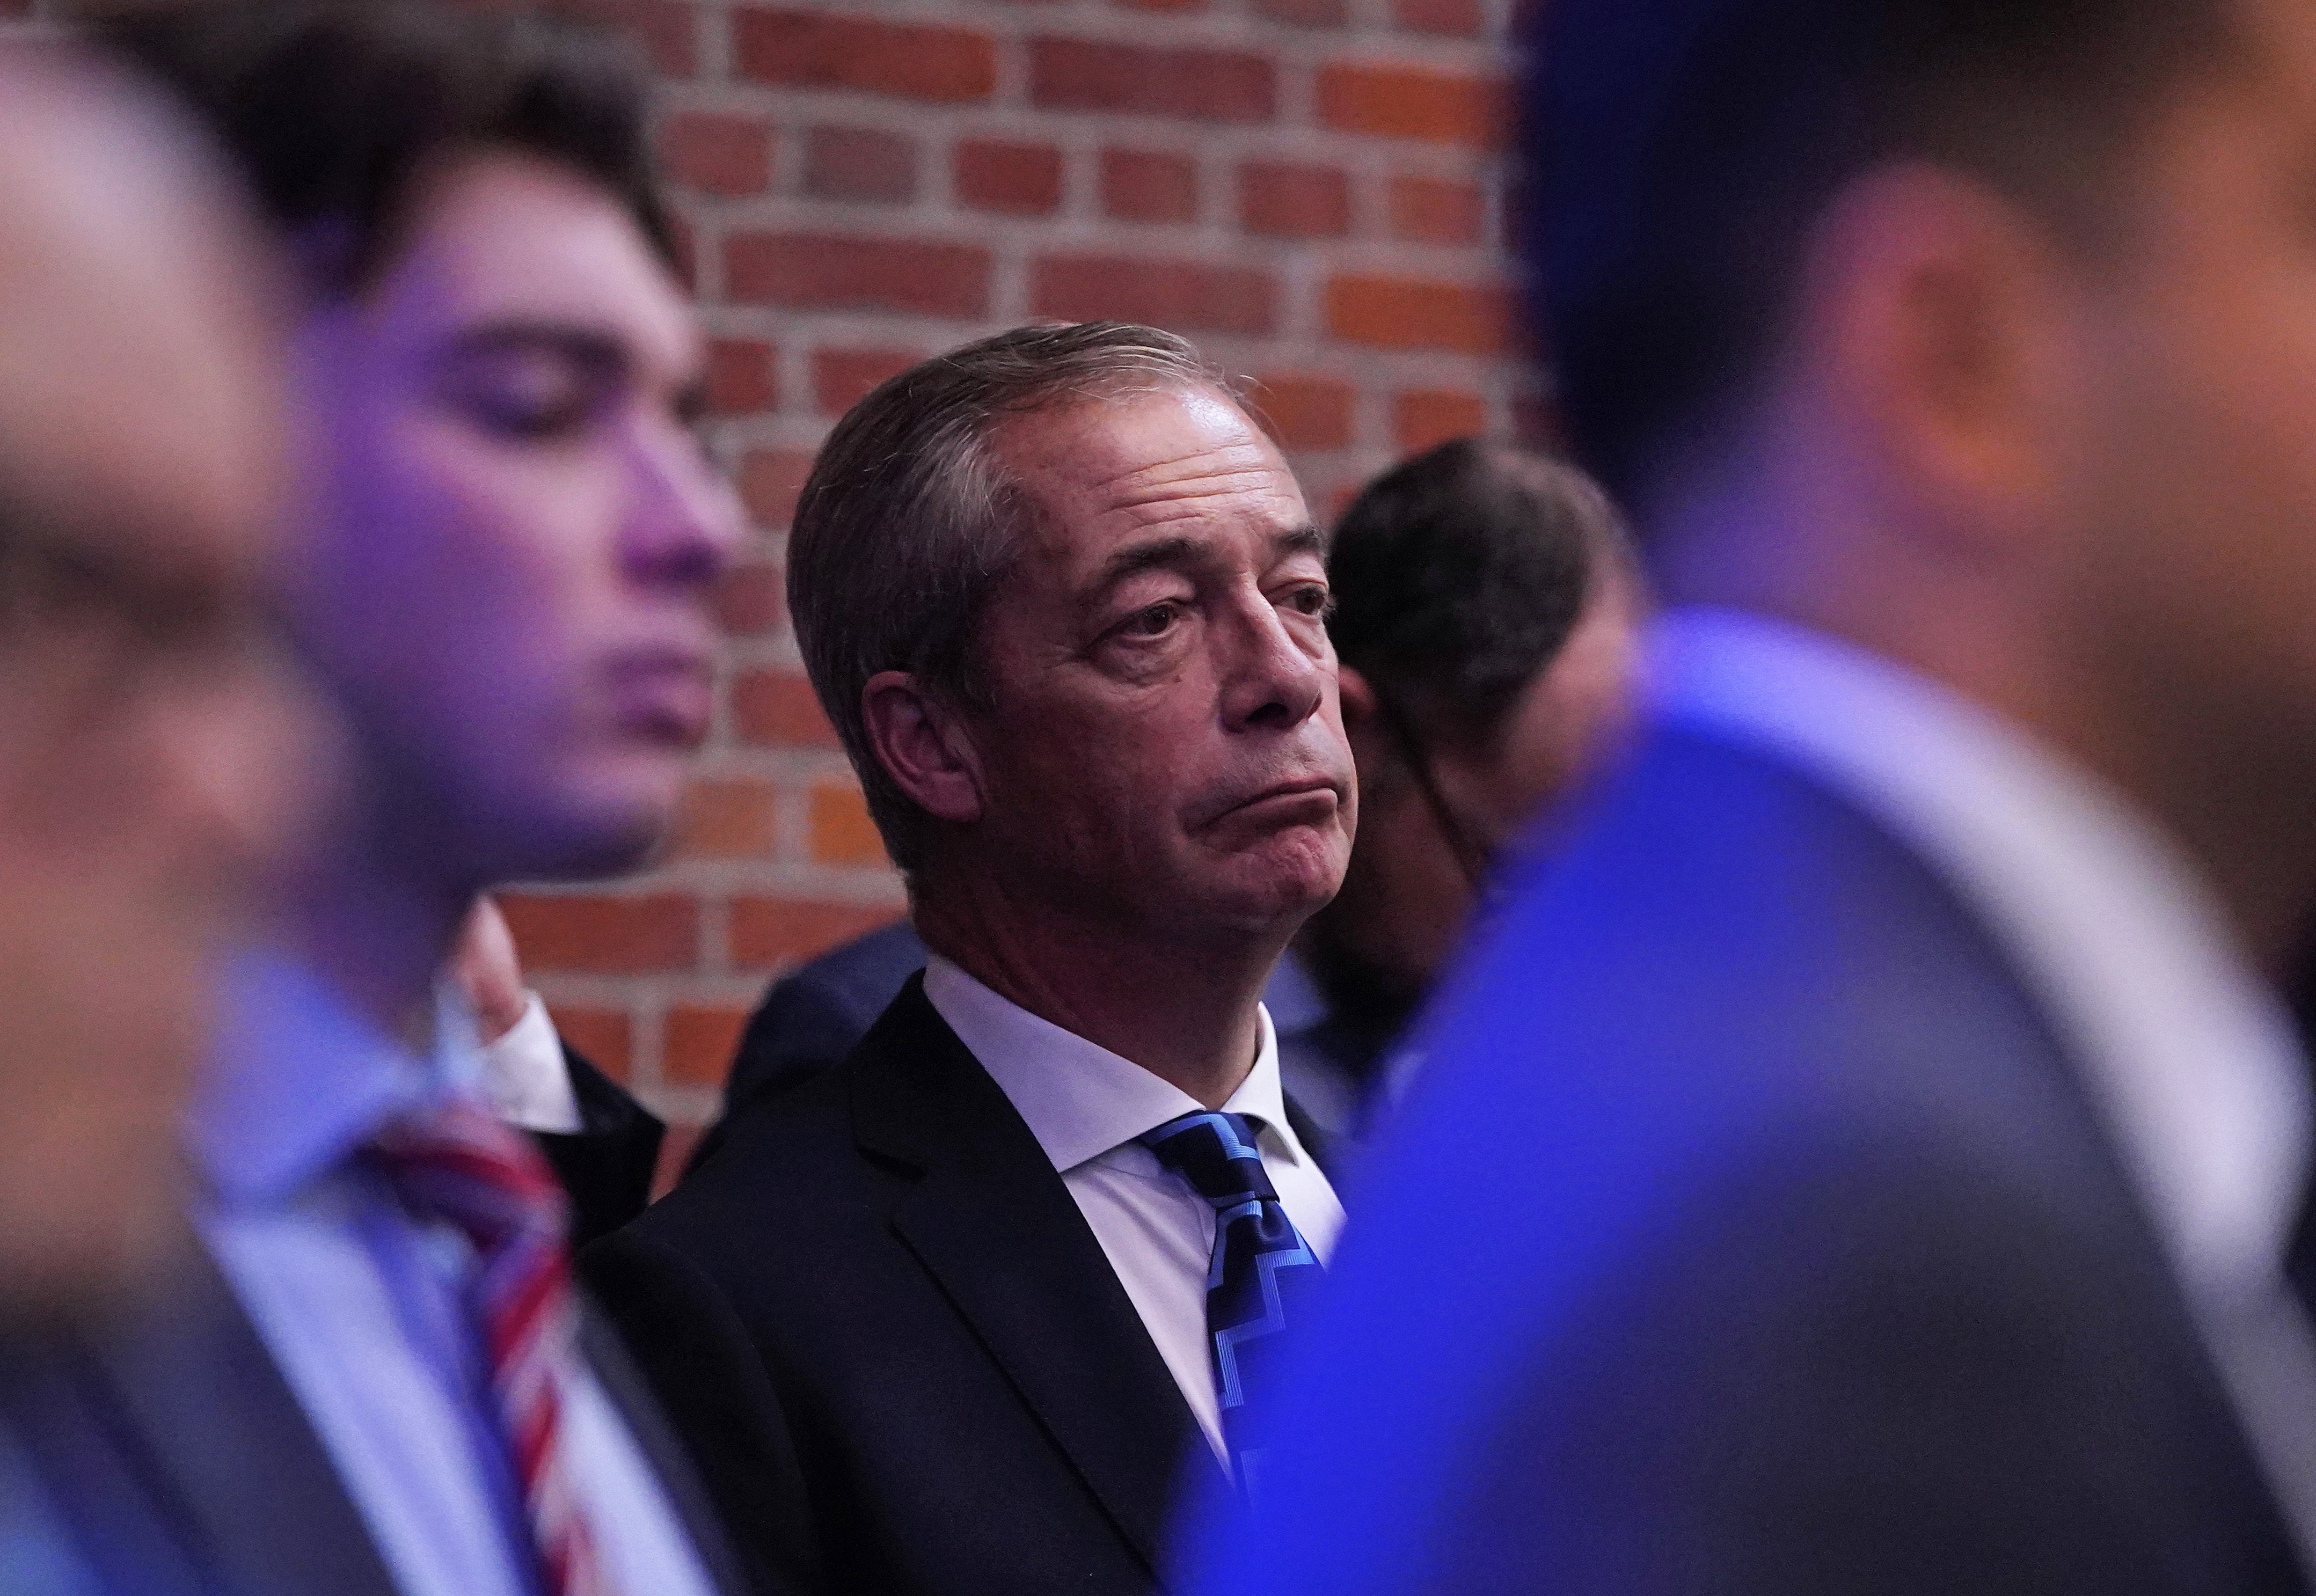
189 949 717 1596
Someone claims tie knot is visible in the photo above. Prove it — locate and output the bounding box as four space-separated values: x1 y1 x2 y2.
363 1095 570 1262
1137 1110 1278 1209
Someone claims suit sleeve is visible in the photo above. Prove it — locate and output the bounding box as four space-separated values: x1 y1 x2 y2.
531 1046 665 1248
684 975 879 1180
580 1225 825 1596
1414 1124 2282 1596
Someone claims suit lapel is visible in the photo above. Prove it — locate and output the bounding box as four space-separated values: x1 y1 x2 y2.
852 979 1217 1578
70 1242 403 1596
576 1307 755 1596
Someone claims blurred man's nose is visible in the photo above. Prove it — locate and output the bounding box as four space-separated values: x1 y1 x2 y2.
623 423 743 592
1219 591 1326 734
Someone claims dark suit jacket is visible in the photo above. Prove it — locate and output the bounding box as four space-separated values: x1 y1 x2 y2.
1185 725 2307 1596
586 978 1330 1596
0 1241 754 1596
536 1042 665 1246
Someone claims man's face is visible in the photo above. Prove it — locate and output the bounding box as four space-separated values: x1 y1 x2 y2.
0 62 316 1312
965 386 1355 944
2062 0 2316 770
295 151 740 883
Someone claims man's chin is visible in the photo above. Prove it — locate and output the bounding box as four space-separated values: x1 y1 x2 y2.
495 781 680 883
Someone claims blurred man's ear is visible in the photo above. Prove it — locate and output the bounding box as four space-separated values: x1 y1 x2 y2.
1805 162 2079 561
861 671 985 826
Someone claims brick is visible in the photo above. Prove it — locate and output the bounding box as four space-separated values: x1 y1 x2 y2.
705 338 777 416
547 1006 633 1082
955 139 1063 216
814 347 919 416
1249 375 1355 451
1316 61 1508 148
726 232 992 318
734 10 996 103
501 893 697 974
739 449 817 528
809 782 889 867
1034 255 1275 336
733 669 841 749
1239 162 1350 239
652 1122 703 1198
593 0 698 77
1253 0 1348 27
805 126 917 204
665 1004 754 1088
659 111 772 197
667 211 698 295
1387 174 1486 245
1325 273 1513 354
677 777 781 860
1394 389 1487 452
1101 149 1198 223
1392 0 1484 35
713 560 786 636
729 898 904 970
1031 39 1274 123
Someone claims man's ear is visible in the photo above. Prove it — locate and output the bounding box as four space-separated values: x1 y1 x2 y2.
1336 663 1378 728
861 671 984 826
1806 162 2075 557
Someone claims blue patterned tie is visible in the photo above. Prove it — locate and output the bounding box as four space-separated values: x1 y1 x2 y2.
1138 1109 1324 1476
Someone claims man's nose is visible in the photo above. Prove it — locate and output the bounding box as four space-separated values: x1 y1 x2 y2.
622 425 744 591
1219 594 1326 734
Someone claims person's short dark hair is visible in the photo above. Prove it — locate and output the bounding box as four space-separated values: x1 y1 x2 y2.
1531 0 2235 510
87 0 671 294
1327 437 1629 753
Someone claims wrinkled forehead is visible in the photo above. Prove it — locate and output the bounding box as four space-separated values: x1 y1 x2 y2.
994 383 1311 573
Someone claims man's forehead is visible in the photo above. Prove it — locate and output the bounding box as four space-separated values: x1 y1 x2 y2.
1000 385 1309 558
370 152 699 372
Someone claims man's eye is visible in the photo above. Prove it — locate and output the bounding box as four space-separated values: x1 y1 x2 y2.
1124 603 1181 639
1284 584 1332 618
462 390 590 442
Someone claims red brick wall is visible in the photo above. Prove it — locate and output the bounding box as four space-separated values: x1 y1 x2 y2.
10 0 1534 1176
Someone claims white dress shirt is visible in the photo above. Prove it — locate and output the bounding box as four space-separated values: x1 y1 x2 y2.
1654 606 2316 1559
192 950 718 1596
922 954 1346 1460
477 991 583 1134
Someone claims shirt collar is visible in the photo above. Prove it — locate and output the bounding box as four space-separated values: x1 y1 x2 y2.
1652 606 2311 1305
921 954 1305 1174
188 945 488 1209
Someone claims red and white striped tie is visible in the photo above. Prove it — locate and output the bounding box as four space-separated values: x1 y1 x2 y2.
367 1097 607 1596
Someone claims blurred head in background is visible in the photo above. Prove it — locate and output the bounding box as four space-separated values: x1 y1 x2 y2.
100 0 742 1021
1537 0 2316 965
0 44 310 1315
1300 437 1642 1039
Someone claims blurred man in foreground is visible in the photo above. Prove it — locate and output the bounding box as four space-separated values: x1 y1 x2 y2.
706 436 1641 1148
1189 0 2316 1592
23 5 751 1593
587 322 1352 1596
0 41 302 1328
0 40 313 1595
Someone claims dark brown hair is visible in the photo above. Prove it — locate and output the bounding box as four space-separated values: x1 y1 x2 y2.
1531 0 2236 511
89 0 671 293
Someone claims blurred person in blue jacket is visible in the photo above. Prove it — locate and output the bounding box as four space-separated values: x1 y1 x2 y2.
1184 0 2316 1592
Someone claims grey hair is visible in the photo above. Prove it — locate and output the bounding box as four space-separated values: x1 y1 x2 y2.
786 320 1232 878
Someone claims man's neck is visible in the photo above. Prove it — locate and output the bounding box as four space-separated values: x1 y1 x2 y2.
914 881 1288 1111
289 848 474 1049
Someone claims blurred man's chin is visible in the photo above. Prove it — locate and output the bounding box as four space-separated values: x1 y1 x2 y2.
506 772 682 882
